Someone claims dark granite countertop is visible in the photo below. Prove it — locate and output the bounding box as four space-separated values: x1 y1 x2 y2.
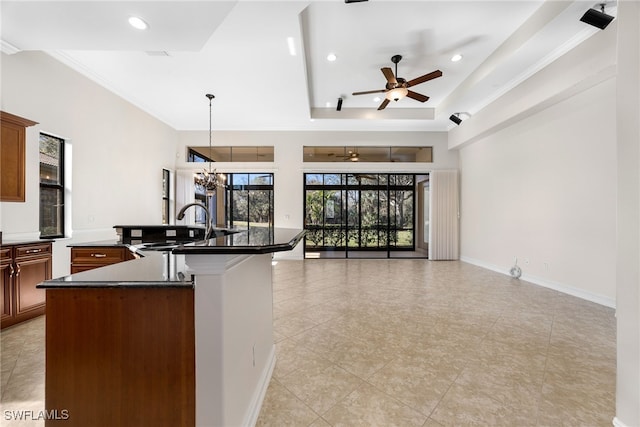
171 227 305 255
39 251 193 288
38 227 304 288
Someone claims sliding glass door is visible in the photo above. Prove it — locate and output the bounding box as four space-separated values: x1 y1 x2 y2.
304 173 423 259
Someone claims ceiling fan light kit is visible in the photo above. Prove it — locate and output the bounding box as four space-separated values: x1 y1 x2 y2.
352 54 442 110
386 87 408 102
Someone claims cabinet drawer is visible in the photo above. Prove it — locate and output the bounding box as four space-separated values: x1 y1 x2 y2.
14 243 52 259
0 247 11 262
71 247 127 265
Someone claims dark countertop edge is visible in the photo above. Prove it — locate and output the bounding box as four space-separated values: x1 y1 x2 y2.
2 239 55 247
171 230 306 255
67 240 130 248
113 225 206 230
41 282 194 289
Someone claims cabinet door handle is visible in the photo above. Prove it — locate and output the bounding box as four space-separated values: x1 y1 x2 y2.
25 249 42 254
9 264 15 277
15 265 20 278
91 253 107 258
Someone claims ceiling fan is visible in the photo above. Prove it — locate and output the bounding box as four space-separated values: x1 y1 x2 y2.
325 149 360 162
345 150 360 162
352 55 442 111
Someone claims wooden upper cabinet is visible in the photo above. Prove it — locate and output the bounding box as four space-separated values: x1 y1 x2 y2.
0 111 38 202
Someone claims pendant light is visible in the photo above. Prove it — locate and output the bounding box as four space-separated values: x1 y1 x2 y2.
194 93 225 196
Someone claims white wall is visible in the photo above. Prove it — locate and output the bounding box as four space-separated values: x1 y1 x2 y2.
176 130 458 259
451 19 618 307
1 51 178 277
459 78 617 305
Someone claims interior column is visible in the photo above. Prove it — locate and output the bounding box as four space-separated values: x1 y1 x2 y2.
614 1 640 426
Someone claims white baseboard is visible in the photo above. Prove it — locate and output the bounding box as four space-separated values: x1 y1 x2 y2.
612 416 632 427
460 256 615 309
245 344 276 427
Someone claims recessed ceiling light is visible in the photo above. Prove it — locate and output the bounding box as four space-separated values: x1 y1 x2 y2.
128 16 148 30
373 96 381 102
325 101 331 108
327 53 337 62
451 53 463 62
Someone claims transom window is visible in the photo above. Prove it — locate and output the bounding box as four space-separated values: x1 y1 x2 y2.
303 146 432 163
188 146 274 162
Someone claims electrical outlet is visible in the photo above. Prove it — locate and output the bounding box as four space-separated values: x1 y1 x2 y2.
524 258 530 265
543 262 549 270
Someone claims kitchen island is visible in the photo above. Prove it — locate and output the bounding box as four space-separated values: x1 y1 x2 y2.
38 227 305 427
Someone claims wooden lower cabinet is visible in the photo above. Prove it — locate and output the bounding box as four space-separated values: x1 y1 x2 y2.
0 242 52 329
70 246 135 273
45 287 195 427
1 248 14 325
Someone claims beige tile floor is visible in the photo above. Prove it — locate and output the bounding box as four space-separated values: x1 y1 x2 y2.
259 259 616 427
1 315 45 427
0 260 616 426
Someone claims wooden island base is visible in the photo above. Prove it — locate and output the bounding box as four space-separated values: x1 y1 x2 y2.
40 228 305 426
44 287 195 427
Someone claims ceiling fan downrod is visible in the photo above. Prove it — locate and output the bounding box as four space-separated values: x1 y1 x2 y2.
391 54 402 84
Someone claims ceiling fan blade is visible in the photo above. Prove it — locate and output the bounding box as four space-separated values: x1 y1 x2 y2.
406 70 443 87
377 99 390 110
352 89 386 96
406 90 430 103
381 67 397 85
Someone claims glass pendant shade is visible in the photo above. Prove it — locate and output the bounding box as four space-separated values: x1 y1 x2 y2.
386 87 408 101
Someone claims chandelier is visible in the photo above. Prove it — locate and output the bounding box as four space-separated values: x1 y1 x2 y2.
195 93 225 196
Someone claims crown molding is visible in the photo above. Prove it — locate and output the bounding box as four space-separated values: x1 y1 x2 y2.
1 40 21 55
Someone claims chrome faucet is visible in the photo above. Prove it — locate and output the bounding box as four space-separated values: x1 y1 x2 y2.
176 202 213 240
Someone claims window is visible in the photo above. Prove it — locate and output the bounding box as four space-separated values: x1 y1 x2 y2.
39 133 65 238
227 173 274 230
303 146 433 162
187 146 274 162
192 173 274 231
162 169 170 224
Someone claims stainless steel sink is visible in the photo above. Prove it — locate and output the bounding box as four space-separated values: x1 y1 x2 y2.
211 228 242 237
131 229 241 252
